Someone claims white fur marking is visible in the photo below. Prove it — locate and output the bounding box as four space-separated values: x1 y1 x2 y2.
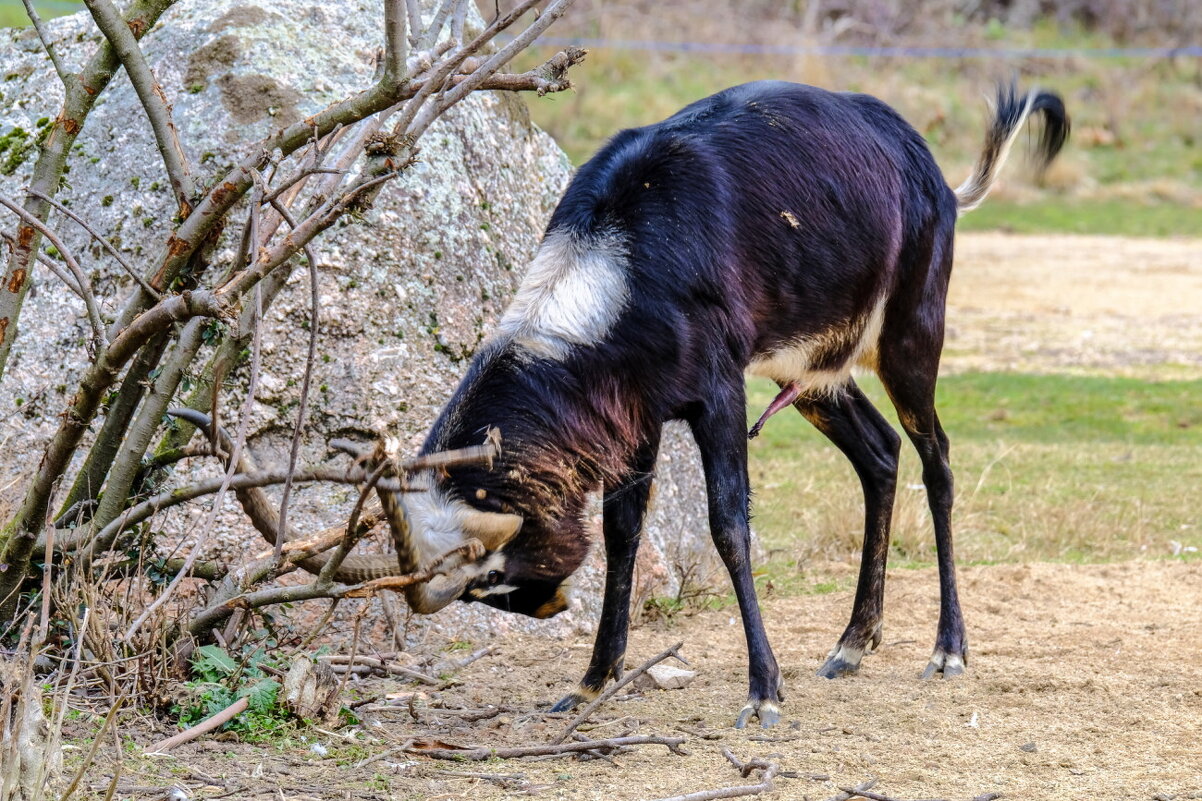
955 90 1038 215
402 476 486 567
826 642 866 667
497 231 629 360
746 299 887 395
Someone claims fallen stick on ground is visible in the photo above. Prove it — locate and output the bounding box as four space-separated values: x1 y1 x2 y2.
318 654 439 685
841 788 951 801
648 748 781 801
406 734 687 761
554 641 686 743
146 696 249 753
824 781 880 801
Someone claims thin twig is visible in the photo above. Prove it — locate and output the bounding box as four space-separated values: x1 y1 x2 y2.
59 696 126 801
20 0 74 88
406 734 687 762
145 696 249 753
81 0 194 215
410 0 575 137
840 787 950 801
0 194 107 353
555 642 687 743
418 0 457 50
27 189 162 300
264 191 321 564
119 284 262 643
319 655 440 685
648 749 781 801
823 781 880 801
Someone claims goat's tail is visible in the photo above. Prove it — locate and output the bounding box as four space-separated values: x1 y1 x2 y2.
954 83 1070 215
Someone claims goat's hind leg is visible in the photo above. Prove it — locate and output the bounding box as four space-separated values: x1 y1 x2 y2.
793 381 901 678
877 255 967 678
551 432 661 713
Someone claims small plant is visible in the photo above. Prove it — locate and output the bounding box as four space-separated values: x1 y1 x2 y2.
173 645 292 741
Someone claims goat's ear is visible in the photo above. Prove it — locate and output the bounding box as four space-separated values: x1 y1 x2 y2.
459 510 523 551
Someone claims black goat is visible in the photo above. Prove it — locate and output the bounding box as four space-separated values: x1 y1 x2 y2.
340 81 1067 727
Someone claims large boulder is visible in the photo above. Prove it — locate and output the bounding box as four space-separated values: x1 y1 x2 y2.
0 0 715 639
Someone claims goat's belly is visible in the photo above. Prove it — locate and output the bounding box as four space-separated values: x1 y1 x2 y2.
745 350 859 396
745 300 886 396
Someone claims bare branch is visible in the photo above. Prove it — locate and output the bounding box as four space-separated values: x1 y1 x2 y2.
437 47 586 96
823 781 881 801
81 0 194 215
262 190 322 564
405 735 688 762
403 0 422 46
411 0 576 136
119 286 261 642
315 461 388 584
555 643 688 743
20 0 74 89
0 194 107 354
27 189 163 300
418 0 457 50
146 697 249 754
648 750 780 801
391 0 544 137
1 229 84 297
0 0 180 382
85 318 207 537
384 0 410 85
838 786 948 801
451 0 469 42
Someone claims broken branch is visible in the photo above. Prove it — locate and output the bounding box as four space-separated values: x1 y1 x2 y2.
555 642 687 743
407 734 687 762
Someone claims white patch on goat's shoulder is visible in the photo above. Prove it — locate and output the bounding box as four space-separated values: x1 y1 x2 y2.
496 230 629 360
746 298 887 396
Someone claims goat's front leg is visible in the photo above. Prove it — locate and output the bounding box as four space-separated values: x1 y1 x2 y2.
551 433 661 713
690 387 783 728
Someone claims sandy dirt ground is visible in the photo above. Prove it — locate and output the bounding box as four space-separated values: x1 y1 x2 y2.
122 560 1202 801
946 233 1202 377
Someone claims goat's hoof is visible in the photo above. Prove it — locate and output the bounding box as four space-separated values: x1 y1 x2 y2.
816 643 865 679
550 688 595 713
735 699 781 729
920 647 967 680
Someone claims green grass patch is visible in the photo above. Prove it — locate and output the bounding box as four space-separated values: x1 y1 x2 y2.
0 0 77 27
957 198 1202 238
746 373 1202 571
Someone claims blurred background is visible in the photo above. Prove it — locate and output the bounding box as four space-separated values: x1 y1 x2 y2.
509 0 1202 237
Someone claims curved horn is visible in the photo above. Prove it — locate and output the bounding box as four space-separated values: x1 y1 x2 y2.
458 509 523 551
376 485 472 614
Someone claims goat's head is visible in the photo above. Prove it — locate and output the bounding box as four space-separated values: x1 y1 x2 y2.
389 476 574 619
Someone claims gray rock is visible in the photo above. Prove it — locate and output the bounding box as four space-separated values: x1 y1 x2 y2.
635 664 698 691
1 0 724 642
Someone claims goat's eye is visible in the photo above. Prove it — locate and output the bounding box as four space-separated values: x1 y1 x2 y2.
486 570 502 586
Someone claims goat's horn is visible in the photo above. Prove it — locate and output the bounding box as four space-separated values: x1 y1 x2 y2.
403 569 472 614
376 486 475 614
458 509 523 551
